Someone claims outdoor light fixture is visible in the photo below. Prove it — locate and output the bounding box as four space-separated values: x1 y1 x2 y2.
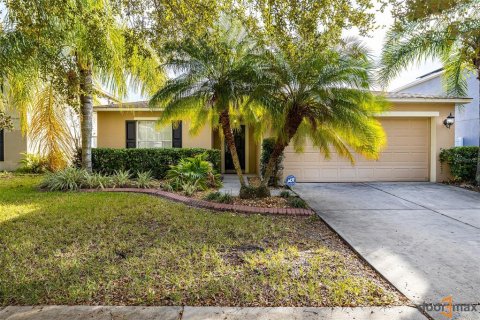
443 113 455 129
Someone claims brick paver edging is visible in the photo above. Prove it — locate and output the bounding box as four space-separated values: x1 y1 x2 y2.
81 188 314 216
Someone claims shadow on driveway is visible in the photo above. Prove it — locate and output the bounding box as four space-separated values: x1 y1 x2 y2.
294 182 480 320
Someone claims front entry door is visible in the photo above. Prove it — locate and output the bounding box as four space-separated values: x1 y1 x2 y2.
224 125 246 172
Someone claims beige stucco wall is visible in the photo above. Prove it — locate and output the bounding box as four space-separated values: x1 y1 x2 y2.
0 116 27 171
95 101 455 180
277 101 456 182
96 110 212 149
389 102 455 182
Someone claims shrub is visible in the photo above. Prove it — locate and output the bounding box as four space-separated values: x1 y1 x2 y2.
439 147 478 182
136 171 155 188
166 153 221 192
204 191 222 201
288 197 307 208
40 168 87 191
260 138 284 187
279 190 291 198
111 170 132 187
18 153 49 173
79 148 221 179
182 182 198 196
239 185 271 199
85 172 113 189
161 181 175 192
204 191 233 204
218 193 234 204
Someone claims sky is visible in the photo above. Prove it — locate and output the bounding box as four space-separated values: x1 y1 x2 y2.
120 5 444 102
355 6 442 91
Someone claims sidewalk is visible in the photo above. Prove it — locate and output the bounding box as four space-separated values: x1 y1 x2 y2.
0 306 427 320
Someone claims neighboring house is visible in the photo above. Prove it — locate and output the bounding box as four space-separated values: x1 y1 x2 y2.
394 68 479 147
0 108 80 171
0 111 28 171
94 92 469 183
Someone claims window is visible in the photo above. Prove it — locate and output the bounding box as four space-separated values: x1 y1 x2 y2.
136 121 172 148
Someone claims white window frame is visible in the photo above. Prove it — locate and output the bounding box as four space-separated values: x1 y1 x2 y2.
135 120 173 148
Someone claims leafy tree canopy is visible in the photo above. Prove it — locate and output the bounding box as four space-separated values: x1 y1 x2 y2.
379 0 480 96
0 110 13 131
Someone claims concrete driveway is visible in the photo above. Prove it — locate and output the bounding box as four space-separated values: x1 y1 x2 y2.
294 182 480 320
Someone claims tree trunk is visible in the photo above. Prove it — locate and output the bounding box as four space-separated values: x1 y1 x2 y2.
261 108 303 187
262 139 288 186
79 63 93 172
219 109 245 187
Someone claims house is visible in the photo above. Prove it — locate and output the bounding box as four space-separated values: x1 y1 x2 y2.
94 92 470 183
0 111 27 171
0 108 80 171
394 68 479 147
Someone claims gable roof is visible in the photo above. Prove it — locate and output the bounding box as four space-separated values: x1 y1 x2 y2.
94 101 150 111
381 91 470 103
93 90 471 111
392 69 444 92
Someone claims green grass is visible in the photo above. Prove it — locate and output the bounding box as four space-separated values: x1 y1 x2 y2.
0 174 400 307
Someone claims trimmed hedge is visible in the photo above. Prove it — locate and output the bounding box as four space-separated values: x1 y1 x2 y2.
89 148 221 179
439 146 478 182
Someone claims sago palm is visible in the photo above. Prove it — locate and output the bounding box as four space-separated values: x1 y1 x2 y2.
150 18 263 187
256 39 387 187
379 1 480 185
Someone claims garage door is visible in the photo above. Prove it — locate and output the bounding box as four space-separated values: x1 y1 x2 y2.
283 118 430 182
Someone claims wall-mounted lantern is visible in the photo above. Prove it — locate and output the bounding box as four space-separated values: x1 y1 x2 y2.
443 113 455 129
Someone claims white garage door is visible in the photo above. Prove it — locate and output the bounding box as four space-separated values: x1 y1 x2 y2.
283 118 430 182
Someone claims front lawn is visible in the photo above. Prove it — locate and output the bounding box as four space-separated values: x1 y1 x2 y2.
0 174 404 306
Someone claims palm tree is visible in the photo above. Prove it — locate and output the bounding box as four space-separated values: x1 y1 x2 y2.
379 1 480 185
150 18 263 187
257 39 387 187
1 0 163 171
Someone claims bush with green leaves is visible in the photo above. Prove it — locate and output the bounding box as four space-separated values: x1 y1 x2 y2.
18 153 49 173
182 182 198 196
287 197 308 209
279 190 291 198
75 148 221 179
439 147 478 182
111 170 132 187
239 185 270 199
260 138 284 187
204 191 222 201
136 171 155 188
85 173 113 189
161 180 175 192
166 153 221 192
40 168 88 191
204 191 233 204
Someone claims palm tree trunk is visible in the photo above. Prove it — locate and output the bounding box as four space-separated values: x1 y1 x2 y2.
261 108 303 187
262 140 288 186
219 109 245 187
79 63 93 172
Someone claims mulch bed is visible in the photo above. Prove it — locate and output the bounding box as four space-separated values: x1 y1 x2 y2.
84 187 314 216
233 196 289 208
